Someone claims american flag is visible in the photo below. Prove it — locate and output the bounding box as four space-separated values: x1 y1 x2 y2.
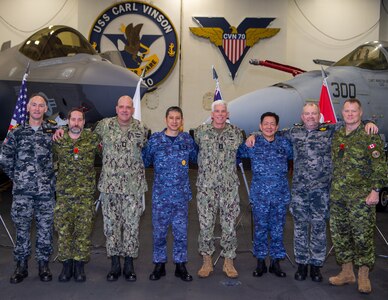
212 65 223 101
8 71 29 132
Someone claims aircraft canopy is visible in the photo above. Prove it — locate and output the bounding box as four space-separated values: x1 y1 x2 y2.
334 41 388 70
19 25 97 61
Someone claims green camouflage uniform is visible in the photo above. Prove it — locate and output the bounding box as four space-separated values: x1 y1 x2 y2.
53 128 100 262
330 124 388 268
95 116 148 257
194 123 243 259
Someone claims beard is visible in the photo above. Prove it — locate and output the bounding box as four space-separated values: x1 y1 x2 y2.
69 126 82 134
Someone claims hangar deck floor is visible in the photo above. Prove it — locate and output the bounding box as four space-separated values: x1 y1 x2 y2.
0 169 387 300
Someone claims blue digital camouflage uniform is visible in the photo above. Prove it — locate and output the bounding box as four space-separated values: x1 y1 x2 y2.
330 125 388 268
0 120 57 262
143 130 197 263
194 123 243 259
238 135 293 260
95 116 148 258
53 128 100 262
282 123 340 266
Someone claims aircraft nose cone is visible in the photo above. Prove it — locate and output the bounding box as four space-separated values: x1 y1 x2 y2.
228 86 304 135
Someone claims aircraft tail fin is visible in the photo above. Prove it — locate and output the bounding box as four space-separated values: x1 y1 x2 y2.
1 41 11 52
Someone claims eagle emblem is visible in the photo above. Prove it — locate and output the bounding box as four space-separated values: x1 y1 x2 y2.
190 17 280 79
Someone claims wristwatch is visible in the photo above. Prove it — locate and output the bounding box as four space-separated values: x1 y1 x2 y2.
373 188 381 193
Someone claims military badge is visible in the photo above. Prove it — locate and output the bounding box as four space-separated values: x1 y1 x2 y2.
48 119 58 125
338 143 345 158
372 150 380 158
190 17 279 80
43 128 56 134
89 1 179 88
73 147 79 160
368 143 376 149
319 127 327 131
182 160 186 166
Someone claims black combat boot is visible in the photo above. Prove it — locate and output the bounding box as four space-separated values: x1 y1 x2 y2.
253 259 267 277
310 264 323 282
294 263 308 281
106 256 121 281
10 260 28 284
175 263 193 282
58 259 73 282
149 263 166 281
38 261 53 282
269 259 286 278
74 260 86 282
123 256 136 282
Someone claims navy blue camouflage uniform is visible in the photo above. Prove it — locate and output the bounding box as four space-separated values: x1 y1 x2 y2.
143 130 197 263
0 121 56 262
282 123 340 266
238 135 293 260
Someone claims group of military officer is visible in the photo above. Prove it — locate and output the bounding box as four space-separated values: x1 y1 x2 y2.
0 93 386 295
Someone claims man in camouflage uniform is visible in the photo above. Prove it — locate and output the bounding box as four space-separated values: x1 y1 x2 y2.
284 103 341 282
247 103 377 282
53 108 100 282
329 99 387 294
195 100 243 278
95 95 149 282
143 106 197 282
0 93 57 284
238 112 293 278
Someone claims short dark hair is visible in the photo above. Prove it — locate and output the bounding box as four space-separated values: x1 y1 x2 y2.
165 106 183 118
260 112 279 125
344 98 362 108
67 108 85 120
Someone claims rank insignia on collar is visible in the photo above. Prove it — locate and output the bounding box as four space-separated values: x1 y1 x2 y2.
372 150 380 158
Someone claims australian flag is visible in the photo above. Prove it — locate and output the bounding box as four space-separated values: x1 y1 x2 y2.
212 66 223 101
8 70 29 132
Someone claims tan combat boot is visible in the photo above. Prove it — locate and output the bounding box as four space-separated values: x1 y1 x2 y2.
358 266 371 294
223 258 238 278
329 262 356 285
197 255 213 278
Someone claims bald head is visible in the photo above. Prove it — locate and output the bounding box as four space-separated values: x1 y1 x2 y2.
116 95 134 125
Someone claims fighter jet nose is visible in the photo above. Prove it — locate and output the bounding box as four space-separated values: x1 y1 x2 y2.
228 86 304 134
